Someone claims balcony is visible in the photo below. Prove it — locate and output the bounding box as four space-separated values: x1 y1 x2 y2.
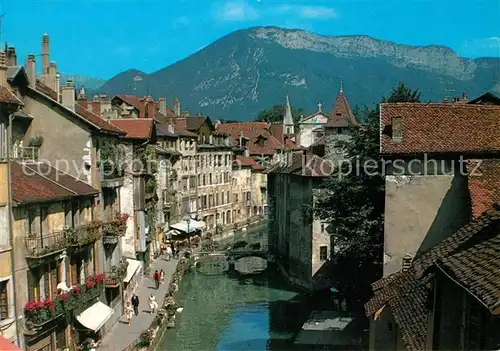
25 223 102 260
104 261 129 288
13 146 40 162
67 222 102 248
102 214 129 245
25 230 69 259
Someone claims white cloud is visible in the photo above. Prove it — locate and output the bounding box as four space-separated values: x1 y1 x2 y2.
214 0 259 21
462 36 500 55
276 4 338 19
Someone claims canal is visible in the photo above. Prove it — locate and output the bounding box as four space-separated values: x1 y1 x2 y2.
159 224 368 350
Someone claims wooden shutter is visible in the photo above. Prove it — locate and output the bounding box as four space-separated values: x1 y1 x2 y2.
43 269 50 299
71 262 77 286
50 263 59 298
0 282 8 320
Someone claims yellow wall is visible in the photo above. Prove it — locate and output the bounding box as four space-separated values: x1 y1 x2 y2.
0 251 12 278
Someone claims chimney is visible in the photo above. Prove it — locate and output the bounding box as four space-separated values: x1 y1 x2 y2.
462 92 468 103
46 61 57 92
100 94 111 113
41 33 49 74
173 97 180 116
91 95 101 116
146 95 155 118
442 98 448 104
158 97 167 115
77 96 88 108
214 119 221 130
61 80 76 111
25 55 36 88
402 254 413 271
6 47 16 66
0 51 7 86
139 97 146 118
55 73 60 102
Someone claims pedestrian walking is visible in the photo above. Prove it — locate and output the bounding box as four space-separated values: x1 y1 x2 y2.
148 294 158 314
160 269 165 284
131 293 139 316
153 270 160 289
165 244 172 261
125 302 133 325
170 242 176 259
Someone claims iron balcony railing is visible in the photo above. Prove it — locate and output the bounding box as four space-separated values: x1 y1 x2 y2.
13 146 40 162
25 230 68 258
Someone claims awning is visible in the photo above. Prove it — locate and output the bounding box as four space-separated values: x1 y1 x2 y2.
0 337 22 351
169 220 206 234
123 258 141 283
76 301 114 332
166 229 182 237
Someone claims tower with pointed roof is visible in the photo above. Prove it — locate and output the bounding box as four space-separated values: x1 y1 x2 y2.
324 83 359 159
283 95 295 135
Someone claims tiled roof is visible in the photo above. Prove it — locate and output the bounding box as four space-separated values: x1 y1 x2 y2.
380 103 500 155
467 159 500 219
31 82 124 135
0 85 23 105
234 155 264 171
110 118 154 139
155 123 178 138
74 104 124 134
11 161 98 205
267 151 331 177
185 115 208 131
217 121 290 156
467 92 500 105
326 91 359 128
365 208 500 351
173 118 197 138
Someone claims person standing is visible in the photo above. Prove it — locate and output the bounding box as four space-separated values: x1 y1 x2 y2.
125 301 133 325
153 270 160 289
148 293 158 314
166 243 172 261
160 269 165 284
131 293 140 316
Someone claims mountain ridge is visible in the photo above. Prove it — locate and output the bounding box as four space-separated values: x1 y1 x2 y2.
97 26 499 120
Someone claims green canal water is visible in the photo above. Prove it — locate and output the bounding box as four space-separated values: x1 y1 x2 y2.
159 264 323 351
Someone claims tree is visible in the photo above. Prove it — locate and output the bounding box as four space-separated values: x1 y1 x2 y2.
255 104 304 125
315 82 421 300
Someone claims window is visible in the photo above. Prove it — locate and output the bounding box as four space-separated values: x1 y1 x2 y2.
319 246 328 261
392 117 403 140
321 224 325 233
0 281 8 321
337 128 343 134
64 202 71 228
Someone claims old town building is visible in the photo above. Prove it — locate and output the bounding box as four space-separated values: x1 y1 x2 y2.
267 151 332 292
366 100 500 351
297 102 329 148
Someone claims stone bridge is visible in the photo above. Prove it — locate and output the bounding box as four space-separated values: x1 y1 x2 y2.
194 246 273 274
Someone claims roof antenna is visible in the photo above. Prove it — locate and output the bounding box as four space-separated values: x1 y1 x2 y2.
340 79 343 93
0 1 6 45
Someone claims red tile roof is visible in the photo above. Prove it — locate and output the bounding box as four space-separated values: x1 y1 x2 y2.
326 91 359 128
217 122 291 156
11 162 98 205
74 104 124 134
234 155 264 171
173 118 197 137
0 85 23 105
110 118 154 139
467 159 500 219
380 103 500 155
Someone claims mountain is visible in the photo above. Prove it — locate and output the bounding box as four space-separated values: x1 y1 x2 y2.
60 74 106 91
100 26 500 121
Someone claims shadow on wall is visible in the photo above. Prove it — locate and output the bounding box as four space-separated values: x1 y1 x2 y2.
415 174 471 258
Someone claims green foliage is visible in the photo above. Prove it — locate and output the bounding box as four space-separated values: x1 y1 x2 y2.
255 104 304 125
315 82 421 263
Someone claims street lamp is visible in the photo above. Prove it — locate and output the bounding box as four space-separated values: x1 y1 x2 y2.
183 214 191 248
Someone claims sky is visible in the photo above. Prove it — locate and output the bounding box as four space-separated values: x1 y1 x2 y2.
2 0 499 79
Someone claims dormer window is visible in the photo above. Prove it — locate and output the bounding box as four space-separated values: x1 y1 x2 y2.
392 117 403 141
337 128 343 135
257 136 265 146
